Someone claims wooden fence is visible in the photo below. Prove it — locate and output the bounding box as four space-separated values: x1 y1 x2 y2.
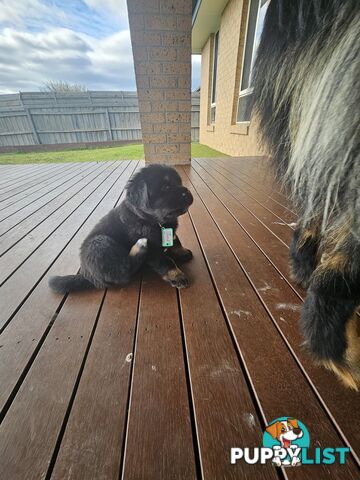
0 91 200 147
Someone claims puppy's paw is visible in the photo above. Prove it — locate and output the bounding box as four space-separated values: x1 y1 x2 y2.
163 267 189 289
314 315 360 390
137 238 148 248
319 359 360 391
176 248 193 264
168 246 193 264
129 238 148 257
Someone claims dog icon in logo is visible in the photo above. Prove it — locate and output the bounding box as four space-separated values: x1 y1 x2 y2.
265 418 305 466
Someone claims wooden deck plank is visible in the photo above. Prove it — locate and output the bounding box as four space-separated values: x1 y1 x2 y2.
0 161 119 284
0 163 104 252
190 162 296 290
200 161 360 462
0 162 123 330
176 212 277 480
0 163 117 274
0 163 60 189
194 160 293 246
182 165 360 465
187 162 358 436
0 162 97 228
0 158 358 478
199 158 297 225
225 157 292 206
0 163 69 201
122 274 197 480
0 165 136 480
0 289 107 479
214 157 292 209
50 280 141 480
193 162 309 305
0 165 77 212
0 162 137 415
0 168 79 214
0 164 51 185
0 170 18 182
0 165 30 179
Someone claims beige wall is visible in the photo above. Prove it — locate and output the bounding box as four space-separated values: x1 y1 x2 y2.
199 0 266 157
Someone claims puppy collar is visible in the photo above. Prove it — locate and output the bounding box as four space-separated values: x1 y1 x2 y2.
125 200 159 225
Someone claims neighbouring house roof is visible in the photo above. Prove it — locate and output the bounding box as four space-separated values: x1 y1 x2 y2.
192 0 230 53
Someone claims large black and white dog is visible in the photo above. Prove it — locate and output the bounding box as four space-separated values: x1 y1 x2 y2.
253 0 360 388
49 164 193 293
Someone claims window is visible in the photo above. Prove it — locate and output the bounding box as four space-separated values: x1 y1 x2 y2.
210 31 219 124
237 0 269 123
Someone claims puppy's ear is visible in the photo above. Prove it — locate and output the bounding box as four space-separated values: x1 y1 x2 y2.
266 422 281 439
126 173 149 208
288 419 299 429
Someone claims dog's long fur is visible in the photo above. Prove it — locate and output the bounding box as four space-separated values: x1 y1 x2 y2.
49 164 193 294
253 0 360 388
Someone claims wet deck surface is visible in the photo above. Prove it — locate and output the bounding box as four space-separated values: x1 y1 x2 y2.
0 158 359 479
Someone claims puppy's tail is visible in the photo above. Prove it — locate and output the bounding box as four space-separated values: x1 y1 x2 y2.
48 274 94 294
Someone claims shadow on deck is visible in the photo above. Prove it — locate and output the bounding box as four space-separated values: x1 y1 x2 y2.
0 157 359 479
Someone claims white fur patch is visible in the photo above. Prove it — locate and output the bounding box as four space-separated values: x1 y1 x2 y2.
137 238 148 248
129 238 148 256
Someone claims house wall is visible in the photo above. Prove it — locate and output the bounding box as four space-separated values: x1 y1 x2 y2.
199 0 267 157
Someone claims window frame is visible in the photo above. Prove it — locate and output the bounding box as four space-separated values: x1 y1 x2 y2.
237 0 269 124
210 30 219 125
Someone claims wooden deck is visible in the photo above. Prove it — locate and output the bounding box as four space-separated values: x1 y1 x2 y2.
0 158 359 479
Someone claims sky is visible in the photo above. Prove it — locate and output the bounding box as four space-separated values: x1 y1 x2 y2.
0 0 201 94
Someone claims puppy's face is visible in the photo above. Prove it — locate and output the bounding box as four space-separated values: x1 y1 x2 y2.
266 419 303 446
126 164 193 223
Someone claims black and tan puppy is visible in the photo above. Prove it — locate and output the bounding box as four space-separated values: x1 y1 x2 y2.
253 0 360 388
49 164 193 293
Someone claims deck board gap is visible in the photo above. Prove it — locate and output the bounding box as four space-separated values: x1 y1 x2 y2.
119 278 144 480
176 287 204 480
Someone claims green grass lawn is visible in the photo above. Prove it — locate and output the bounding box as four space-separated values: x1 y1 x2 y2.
0 142 228 165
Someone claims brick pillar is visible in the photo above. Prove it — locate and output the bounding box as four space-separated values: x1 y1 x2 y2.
127 0 192 165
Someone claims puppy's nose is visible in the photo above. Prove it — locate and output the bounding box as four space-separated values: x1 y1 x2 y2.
181 188 193 205
293 428 301 435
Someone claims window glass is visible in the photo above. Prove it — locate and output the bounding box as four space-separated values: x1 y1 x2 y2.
237 0 269 122
211 31 219 104
210 31 219 124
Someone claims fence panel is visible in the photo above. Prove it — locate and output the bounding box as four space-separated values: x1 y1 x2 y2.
0 91 200 147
